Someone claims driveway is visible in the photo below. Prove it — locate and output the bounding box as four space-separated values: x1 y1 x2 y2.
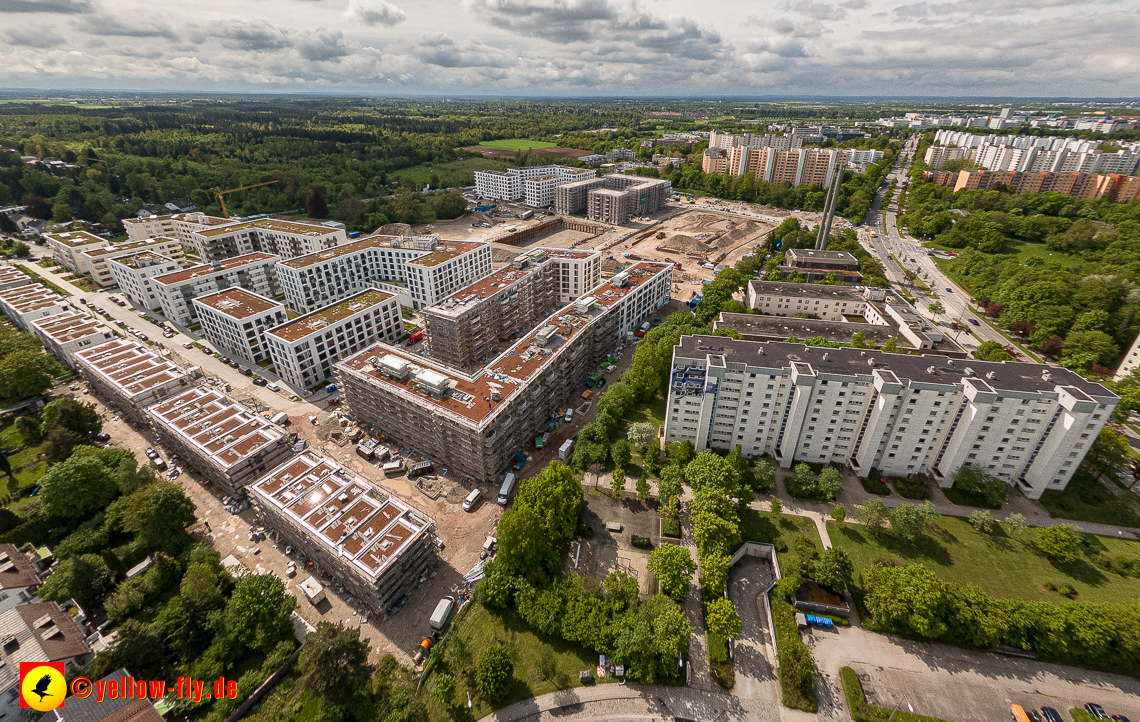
727 555 779 704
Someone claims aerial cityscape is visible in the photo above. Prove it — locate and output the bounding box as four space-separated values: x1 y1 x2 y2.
0 2 1138 722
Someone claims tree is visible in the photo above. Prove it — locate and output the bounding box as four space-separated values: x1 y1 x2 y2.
770 498 782 514
305 187 328 218
117 481 197 554
41 397 101 438
817 467 843 501
612 439 632 469
1084 427 1132 480
855 498 889 532
301 622 373 706
831 505 847 522
0 350 59 399
705 598 742 640
647 544 696 598
657 463 684 503
15 415 41 445
92 620 165 680
863 563 948 640
1035 524 1083 564
39 554 112 608
1004 512 1029 537
685 451 740 497
432 190 467 220
666 440 696 469
224 574 296 654
475 646 514 702
432 673 456 706
23 196 53 220
881 337 899 353
888 503 929 542
627 422 656 449
39 455 117 520
952 464 1009 508
1062 329 1119 369
496 506 553 578
968 509 995 533
514 462 584 547
974 340 1013 362
753 458 774 493
42 427 88 464
392 187 421 225
699 548 731 593
611 467 625 499
613 594 690 683
636 473 651 504
813 548 854 593
660 495 681 521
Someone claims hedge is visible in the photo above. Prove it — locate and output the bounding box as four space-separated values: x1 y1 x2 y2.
770 591 816 711
840 667 951 722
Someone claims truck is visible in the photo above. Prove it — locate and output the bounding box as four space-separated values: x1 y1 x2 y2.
356 438 378 459
497 473 516 505
558 438 574 461
407 330 423 345
270 411 289 426
409 460 433 477
430 596 456 631
520 210 534 220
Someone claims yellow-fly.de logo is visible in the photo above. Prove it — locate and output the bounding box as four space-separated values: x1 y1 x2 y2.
20 662 66 711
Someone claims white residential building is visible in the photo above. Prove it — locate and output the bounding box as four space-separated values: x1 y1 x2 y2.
192 288 288 365
0 284 72 331
474 166 596 204
74 338 192 423
1115 333 1140 381
0 266 32 292
190 218 346 262
122 212 238 245
43 230 106 272
30 310 117 368
275 236 491 311
151 252 282 327
663 336 1117 500
266 288 402 392
80 237 184 287
108 251 182 311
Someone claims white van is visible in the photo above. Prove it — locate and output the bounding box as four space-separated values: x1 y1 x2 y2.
463 488 482 512
498 473 517 505
430 596 456 631
382 460 404 474
564 408 573 423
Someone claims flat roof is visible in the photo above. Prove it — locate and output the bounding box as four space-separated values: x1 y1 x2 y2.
337 262 671 426
109 251 178 270
674 335 1117 400
43 230 105 248
250 452 433 582
786 249 858 262
279 234 420 270
268 288 393 343
427 248 597 312
748 280 865 302
195 218 341 239
193 288 284 320
405 241 485 268
146 387 286 471
74 338 187 400
82 237 179 260
0 284 67 314
714 312 903 347
152 252 280 286
31 310 111 344
0 266 29 284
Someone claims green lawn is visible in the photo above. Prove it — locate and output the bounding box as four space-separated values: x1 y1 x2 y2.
390 157 507 186
478 139 557 151
828 516 1140 605
422 600 614 721
1040 466 1140 528
739 508 822 567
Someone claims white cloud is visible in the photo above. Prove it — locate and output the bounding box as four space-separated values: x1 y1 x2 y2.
344 0 406 26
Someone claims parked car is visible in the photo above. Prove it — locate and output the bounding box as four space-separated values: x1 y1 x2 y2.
1111 716 1131 722
220 357 230 364
240 367 253 376
163 331 174 338
462 488 482 512
145 448 158 459
266 383 280 392
201 347 213 354
945 287 953 293
182 341 193 348
1086 704 1108 721
95 432 110 442
78 298 89 306
228 360 240 369
253 378 268 386
1040 708 1063 722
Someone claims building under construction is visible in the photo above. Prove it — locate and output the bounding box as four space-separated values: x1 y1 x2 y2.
336 262 673 483
555 175 672 223
422 248 602 371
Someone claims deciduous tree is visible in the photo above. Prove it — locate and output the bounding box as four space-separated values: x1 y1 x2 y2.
39 455 117 520
1035 524 1082 564
475 646 514 702
301 622 373 706
705 597 742 639
647 544 696 598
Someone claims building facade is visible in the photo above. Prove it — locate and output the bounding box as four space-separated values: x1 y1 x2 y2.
30 310 117 368
146 387 293 497
192 289 288 365
266 289 402 392
122 212 238 246
473 166 596 204
43 230 106 272
248 452 437 616
151 252 282 327
108 251 183 311
663 336 1116 499
74 339 192 423
0 284 72 331
0 602 91 722
79 237 184 288
554 175 672 223
0 266 31 292
189 219 346 263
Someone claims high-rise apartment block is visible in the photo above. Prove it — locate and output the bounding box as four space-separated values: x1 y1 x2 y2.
151 252 282 327
275 236 491 311
473 166 597 205
422 248 602 371
266 289 403 392
663 336 1116 499
702 146 849 187
189 219 346 263
193 289 288 365
108 251 183 310
554 175 672 223
336 262 673 484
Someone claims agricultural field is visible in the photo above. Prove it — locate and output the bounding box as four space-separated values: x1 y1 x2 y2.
477 139 557 151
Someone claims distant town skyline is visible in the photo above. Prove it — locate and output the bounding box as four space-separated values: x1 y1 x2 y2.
0 0 1136 97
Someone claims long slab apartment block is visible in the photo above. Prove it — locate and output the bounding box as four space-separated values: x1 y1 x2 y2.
30 310 117 369
151 252 282 327
335 262 673 484
473 165 596 205
74 339 192 423
663 336 1118 500
0 284 72 331
266 288 402 393
123 212 238 245
0 265 33 292
146 387 292 497
43 230 106 273
276 235 491 312
248 451 437 616
193 288 287 365
80 237 184 288
189 218 346 263
108 251 182 311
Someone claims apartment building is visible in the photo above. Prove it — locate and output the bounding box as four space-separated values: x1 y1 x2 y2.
780 249 862 283
151 252 282 327
193 289 288 365
146 387 293 497
74 339 191 423
713 312 918 352
423 248 602 371
473 166 597 204
108 251 182 311
266 289 402 392
248 452 437 616
190 219 346 263
1115 333 1140 380
0 266 31 292
700 147 848 187
0 602 91 722
923 145 974 170
335 262 673 484
708 130 803 151
0 284 72 331
276 236 492 312
30 310 117 368
554 175 672 223
122 212 238 245
79 237 184 287
663 336 1116 499
0 545 44 616
946 169 1140 202
43 230 106 272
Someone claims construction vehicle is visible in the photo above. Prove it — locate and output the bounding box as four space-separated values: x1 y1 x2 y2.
213 181 278 218
656 231 666 239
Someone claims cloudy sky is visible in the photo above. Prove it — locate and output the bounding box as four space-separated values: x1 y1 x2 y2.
0 0 1136 96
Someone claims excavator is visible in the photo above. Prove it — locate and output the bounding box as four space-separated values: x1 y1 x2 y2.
213 180 278 218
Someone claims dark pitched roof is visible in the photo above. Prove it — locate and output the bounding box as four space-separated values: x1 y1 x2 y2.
15 602 90 661
62 669 164 722
0 544 41 590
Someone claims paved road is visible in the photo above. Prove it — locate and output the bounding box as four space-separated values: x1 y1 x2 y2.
727 556 778 704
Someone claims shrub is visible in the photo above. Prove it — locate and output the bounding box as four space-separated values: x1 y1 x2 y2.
770 592 816 711
630 534 654 550
475 645 515 702
1035 524 1082 564
661 519 681 538
770 498 782 514
831 505 847 523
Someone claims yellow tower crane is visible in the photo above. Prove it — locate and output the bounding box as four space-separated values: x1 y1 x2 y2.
213 180 278 218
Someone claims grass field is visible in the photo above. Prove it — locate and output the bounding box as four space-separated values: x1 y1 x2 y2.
828 515 1140 605
1040 466 1140 528
390 157 506 186
478 139 557 151
422 600 614 720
